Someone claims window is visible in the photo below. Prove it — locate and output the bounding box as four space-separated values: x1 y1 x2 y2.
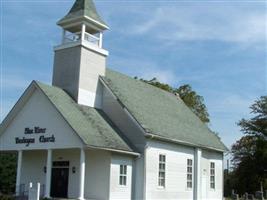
158 154 166 187
210 162 215 189
119 165 127 185
187 159 193 188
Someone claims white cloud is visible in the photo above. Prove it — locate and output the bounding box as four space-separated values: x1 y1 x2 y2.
2 74 31 91
110 55 179 85
207 94 256 147
0 99 17 122
141 69 177 84
126 3 266 45
208 94 254 115
1 74 31 119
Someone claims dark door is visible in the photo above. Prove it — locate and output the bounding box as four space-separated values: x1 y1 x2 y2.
50 168 69 198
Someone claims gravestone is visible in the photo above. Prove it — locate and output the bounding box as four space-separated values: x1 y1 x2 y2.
248 194 255 200
232 194 239 200
255 191 264 200
244 192 249 200
231 189 239 200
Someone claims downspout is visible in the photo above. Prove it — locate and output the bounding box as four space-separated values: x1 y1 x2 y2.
143 135 154 200
107 152 111 200
194 148 202 200
132 153 141 200
222 153 225 200
143 144 149 200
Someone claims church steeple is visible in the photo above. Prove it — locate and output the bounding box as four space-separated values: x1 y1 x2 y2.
52 0 109 108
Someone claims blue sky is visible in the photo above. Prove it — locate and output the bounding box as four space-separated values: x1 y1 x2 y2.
1 0 266 151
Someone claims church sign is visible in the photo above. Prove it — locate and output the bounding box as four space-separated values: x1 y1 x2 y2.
15 127 55 147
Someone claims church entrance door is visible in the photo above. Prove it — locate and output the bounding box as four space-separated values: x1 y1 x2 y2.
50 161 69 198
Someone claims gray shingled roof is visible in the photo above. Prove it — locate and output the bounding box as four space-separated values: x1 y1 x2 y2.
35 81 134 153
58 0 108 28
102 69 228 152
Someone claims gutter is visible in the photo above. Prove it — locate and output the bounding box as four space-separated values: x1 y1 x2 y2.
146 133 226 153
86 145 140 157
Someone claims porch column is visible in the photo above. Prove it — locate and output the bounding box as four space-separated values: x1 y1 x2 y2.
15 150 23 196
194 148 202 200
79 148 85 200
45 149 52 198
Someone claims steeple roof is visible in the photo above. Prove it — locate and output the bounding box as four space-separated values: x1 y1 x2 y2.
58 0 108 30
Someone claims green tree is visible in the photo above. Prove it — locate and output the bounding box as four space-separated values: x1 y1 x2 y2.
0 153 17 194
224 169 238 197
238 96 267 138
138 77 210 123
230 96 267 194
174 84 210 123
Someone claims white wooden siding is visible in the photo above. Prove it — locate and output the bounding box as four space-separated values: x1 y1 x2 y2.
20 150 46 188
145 140 195 200
201 150 223 200
0 89 83 151
84 149 111 200
109 154 133 200
145 140 224 200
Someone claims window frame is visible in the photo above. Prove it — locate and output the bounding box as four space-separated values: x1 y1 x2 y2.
119 164 127 186
186 159 193 189
158 154 166 188
210 162 215 189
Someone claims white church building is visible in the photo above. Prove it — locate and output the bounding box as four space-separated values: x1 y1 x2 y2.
0 0 227 199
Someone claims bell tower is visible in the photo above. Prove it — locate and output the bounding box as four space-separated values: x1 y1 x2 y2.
52 0 109 108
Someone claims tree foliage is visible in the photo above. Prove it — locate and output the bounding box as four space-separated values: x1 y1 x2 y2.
0 153 17 194
238 96 267 138
229 96 267 195
224 169 238 197
138 77 210 123
175 84 210 123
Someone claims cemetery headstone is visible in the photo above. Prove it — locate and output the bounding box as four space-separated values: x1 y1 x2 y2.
255 191 264 200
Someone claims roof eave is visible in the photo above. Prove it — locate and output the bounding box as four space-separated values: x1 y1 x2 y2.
57 15 109 31
146 133 228 153
86 145 140 157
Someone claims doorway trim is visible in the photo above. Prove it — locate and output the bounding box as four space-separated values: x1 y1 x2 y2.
50 161 70 198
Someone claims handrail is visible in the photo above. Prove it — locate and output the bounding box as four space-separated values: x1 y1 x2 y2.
84 32 100 46
84 32 99 40
62 31 100 47
63 32 81 43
